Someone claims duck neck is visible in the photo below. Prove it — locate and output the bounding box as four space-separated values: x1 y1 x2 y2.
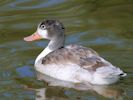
35 34 65 65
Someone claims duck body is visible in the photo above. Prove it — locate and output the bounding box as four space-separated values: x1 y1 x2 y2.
35 44 124 85
24 19 126 85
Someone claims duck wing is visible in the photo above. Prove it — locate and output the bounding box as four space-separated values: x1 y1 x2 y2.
42 44 109 71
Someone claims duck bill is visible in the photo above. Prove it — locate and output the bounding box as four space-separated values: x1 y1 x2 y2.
24 32 42 42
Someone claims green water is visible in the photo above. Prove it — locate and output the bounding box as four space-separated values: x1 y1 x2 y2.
0 0 133 100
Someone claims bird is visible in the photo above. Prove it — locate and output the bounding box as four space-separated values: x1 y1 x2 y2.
24 19 126 85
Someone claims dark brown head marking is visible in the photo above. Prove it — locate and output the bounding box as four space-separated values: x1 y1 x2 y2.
39 19 65 30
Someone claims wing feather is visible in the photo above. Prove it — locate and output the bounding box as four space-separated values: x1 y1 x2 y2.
42 44 109 71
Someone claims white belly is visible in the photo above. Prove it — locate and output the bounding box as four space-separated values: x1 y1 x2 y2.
35 63 92 83
35 62 123 85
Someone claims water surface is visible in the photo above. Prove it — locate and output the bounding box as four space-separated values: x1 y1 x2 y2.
0 0 133 100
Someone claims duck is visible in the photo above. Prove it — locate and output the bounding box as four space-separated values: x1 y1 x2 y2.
24 19 126 85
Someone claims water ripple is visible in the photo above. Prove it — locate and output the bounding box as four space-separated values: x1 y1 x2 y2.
0 1 133 99
9 0 66 10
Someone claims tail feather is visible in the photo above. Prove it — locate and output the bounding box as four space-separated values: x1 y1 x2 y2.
119 72 127 77
96 66 127 78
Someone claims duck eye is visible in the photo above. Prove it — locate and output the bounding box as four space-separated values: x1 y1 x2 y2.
40 25 46 30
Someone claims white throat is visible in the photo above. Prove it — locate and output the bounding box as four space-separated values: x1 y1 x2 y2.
35 47 52 65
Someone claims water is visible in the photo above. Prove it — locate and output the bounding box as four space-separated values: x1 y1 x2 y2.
0 0 133 100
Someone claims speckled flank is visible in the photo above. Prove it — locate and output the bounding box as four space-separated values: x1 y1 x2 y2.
42 44 108 71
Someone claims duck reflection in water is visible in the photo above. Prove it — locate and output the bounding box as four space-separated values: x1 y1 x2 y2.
34 72 126 100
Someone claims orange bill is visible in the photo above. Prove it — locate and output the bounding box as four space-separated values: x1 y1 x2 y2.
24 32 42 42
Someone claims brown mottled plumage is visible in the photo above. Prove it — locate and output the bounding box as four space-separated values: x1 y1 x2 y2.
42 44 109 71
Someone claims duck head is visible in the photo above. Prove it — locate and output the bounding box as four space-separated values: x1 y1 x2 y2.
24 19 65 41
